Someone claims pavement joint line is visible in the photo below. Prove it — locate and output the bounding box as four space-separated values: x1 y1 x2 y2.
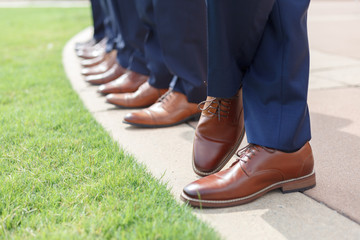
309 86 358 91
310 49 360 62
310 64 360 73
327 79 360 88
304 192 360 225
309 15 360 22
333 81 356 87
342 83 360 88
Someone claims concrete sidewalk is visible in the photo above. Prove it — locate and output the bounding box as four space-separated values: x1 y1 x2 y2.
63 1 360 239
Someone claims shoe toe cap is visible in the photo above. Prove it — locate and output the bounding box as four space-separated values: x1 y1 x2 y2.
124 110 153 125
193 135 233 174
123 112 139 123
98 84 106 92
105 93 115 102
106 94 125 106
183 182 203 199
81 69 90 75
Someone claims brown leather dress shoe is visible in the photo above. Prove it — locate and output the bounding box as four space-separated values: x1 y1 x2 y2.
76 38 106 59
77 47 105 60
75 38 97 51
193 89 245 176
81 50 117 76
123 90 201 128
97 71 148 95
181 142 316 208
106 82 168 108
80 52 107 68
85 63 126 85
77 37 106 51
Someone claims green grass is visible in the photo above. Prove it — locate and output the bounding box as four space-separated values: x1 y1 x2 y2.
0 8 220 239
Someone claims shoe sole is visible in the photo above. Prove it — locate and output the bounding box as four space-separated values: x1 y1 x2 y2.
192 126 245 177
180 171 316 208
122 113 201 128
110 103 152 109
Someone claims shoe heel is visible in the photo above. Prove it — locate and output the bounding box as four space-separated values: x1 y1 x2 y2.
281 173 316 193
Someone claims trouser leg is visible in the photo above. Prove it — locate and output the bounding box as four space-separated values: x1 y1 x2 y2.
100 0 116 51
89 0 105 41
151 0 207 103
243 0 311 152
207 0 311 151
206 0 276 98
134 0 173 89
106 0 134 68
115 0 150 75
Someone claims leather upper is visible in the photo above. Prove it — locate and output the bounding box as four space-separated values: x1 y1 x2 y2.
80 53 106 67
81 50 117 76
98 71 148 95
124 90 200 126
193 89 245 175
85 62 126 85
76 40 106 59
106 82 167 108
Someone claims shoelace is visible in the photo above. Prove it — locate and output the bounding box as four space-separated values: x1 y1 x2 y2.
198 98 231 121
157 89 173 103
230 144 275 167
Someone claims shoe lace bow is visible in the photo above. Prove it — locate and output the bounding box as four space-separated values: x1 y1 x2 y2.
198 97 231 121
157 89 173 103
230 144 275 167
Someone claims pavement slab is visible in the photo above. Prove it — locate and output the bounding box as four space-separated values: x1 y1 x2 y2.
63 28 360 239
306 88 360 223
308 1 360 59
309 50 360 89
310 50 360 72
312 66 360 87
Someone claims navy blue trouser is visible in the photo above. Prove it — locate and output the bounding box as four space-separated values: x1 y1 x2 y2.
89 0 105 42
112 0 150 75
134 0 207 103
99 0 118 53
207 0 311 152
105 0 138 69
